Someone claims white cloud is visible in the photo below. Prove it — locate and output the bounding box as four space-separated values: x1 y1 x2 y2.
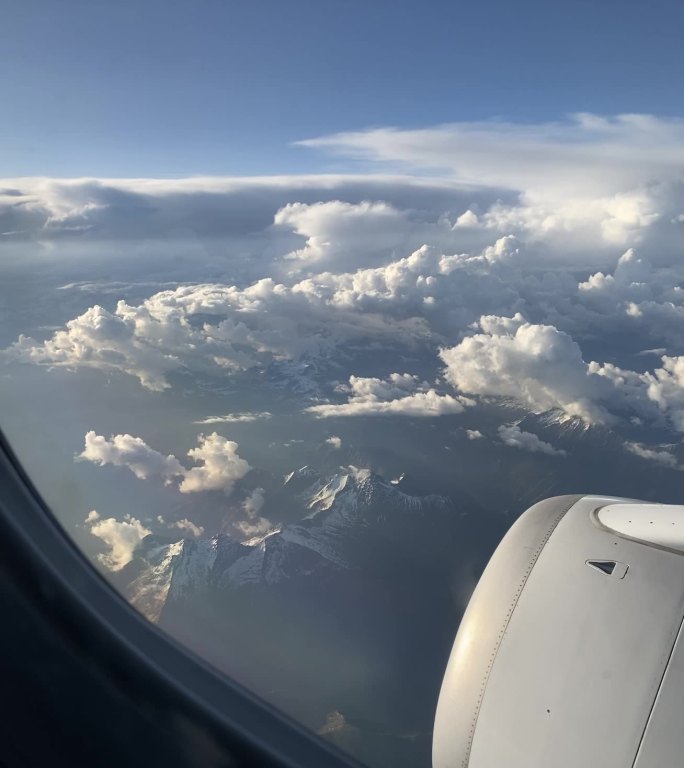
439 312 684 434
299 240 519 326
12 269 431 390
625 441 680 469
440 314 611 423
194 411 272 424
465 429 484 440
79 431 251 494
325 435 343 449
179 433 251 494
274 200 413 270
171 518 205 537
12 304 181 391
453 210 480 228
557 248 684 350
16 241 672 400
85 511 151 571
10 230 684 440
498 424 566 456
0 174 472 244
6 146 684 448
306 373 471 418
79 431 185 483
5 117 684 272
638 356 684 433
578 248 652 298
299 114 684 196
243 487 266 517
235 518 273 539
300 115 684 253
235 488 273 539
307 392 466 418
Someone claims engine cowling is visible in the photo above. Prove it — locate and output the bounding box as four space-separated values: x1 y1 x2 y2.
433 495 684 768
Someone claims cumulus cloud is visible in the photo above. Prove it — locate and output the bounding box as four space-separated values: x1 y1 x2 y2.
498 424 567 456
79 431 185 483
325 436 343 449
79 431 251 494
298 239 520 326
85 510 151 571
568 249 684 347
440 314 612 423
638 356 684 432
14 240 663 398
171 518 205 537
10 232 684 440
440 312 684 433
179 433 251 494
306 373 471 418
12 304 181 391
578 248 653 298
7 135 684 451
11 271 431 390
300 114 684 254
453 210 480 229
235 488 274 539
465 429 484 440
242 487 266 517
275 200 414 270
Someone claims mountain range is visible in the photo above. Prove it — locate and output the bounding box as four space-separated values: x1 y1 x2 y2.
117 464 489 768
114 407 684 768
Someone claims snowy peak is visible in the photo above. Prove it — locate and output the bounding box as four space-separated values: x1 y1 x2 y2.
284 465 319 484
520 409 619 452
167 536 219 601
303 465 448 528
124 534 241 621
305 471 351 514
533 409 594 435
282 465 322 495
124 538 184 622
123 465 453 622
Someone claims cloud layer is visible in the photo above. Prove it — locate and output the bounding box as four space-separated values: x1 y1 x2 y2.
7 113 684 442
301 114 684 192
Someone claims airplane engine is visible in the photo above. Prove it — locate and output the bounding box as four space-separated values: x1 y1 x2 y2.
433 494 684 768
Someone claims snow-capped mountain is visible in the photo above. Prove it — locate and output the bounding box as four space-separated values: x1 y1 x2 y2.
303 465 450 524
114 463 469 768
122 538 184 623
120 465 454 622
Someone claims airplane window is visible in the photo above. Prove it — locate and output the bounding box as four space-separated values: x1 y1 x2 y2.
2 2 683 768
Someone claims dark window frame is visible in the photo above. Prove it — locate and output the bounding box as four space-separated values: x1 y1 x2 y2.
0 429 361 768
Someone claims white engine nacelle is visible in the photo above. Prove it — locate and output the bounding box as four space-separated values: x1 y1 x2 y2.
433 495 684 768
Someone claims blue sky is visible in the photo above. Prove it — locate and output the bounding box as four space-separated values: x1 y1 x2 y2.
3 0 684 177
